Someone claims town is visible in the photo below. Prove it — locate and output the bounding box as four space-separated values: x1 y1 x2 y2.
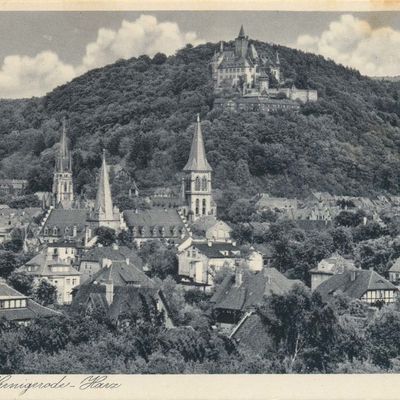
1 24 400 374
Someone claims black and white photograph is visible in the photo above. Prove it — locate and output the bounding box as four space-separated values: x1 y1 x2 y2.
1 1 400 384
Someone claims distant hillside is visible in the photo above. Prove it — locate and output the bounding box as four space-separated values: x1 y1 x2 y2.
0 40 399 203
371 76 400 82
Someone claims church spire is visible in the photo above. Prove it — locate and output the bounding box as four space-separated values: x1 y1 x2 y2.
95 150 114 220
183 114 212 172
57 118 71 172
238 25 245 38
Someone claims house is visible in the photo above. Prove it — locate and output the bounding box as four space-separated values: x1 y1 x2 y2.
0 207 42 243
254 193 298 216
178 241 242 287
0 279 59 325
0 179 28 196
78 244 142 283
310 253 358 291
123 208 188 247
18 246 81 305
210 267 302 327
253 243 275 267
71 260 174 328
315 269 398 305
388 258 400 284
191 216 232 242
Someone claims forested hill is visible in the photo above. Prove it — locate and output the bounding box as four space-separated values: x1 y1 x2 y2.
0 40 400 201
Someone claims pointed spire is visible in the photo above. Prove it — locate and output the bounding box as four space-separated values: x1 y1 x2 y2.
57 117 71 172
183 115 212 172
95 149 114 219
238 25 245 38
220 41 224 52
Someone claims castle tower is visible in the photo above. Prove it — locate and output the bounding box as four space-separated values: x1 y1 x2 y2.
52 119 74 209
89 150 121 231
182 115 216 221
235 25 249 59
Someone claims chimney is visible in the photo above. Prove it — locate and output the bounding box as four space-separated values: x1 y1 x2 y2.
350 270 357 281
112 243 119 250
207 240 212 247
232 241 237 247
102 258 112 268
125 257 130 265
73 225 77 237
235 268 243 287
105 280 114 306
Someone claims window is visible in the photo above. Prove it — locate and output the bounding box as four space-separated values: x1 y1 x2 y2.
195 176 201 191
201 177 208 191
195 199 199 215
202 199 206 215
66 279 70 285
72 279 77 286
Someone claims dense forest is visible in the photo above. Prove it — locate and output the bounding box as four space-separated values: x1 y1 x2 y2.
0 40 400 200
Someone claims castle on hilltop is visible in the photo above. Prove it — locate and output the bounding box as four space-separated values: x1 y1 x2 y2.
211 26 318 113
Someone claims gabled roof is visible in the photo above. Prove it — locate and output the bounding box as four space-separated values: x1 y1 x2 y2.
316 270 398 302
210 268 301 312
123 208 184 233
88 260 155 288
183 115 212 172
310 253 357 275
0 298 60 321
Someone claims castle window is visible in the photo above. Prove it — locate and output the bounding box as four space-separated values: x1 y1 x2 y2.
53 227 58 235
44 228 49 235
195 177 201 191
195 199 199 215
202 199 206 215
201 177 208 191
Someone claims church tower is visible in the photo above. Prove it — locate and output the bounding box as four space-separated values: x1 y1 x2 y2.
52 119 74 209
234 25 249 59
182 115 216 221
88 149 121 231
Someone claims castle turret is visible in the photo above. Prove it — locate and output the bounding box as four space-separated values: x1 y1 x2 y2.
182 115 216 221
52 118 74 209
235 25 249 59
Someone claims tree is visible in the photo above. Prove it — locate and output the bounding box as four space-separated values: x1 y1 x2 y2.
7 271 34 296
33 279 57 306
0 251 19 278
152 53 167 65
95 227 117 247
8 194 41 208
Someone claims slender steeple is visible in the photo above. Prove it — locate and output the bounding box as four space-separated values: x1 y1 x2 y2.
238 25 245 38
52 118 74 209
57 118 72 172
95 149 114 220
183 114 212 172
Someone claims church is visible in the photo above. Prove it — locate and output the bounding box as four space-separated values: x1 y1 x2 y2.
40 115 217 247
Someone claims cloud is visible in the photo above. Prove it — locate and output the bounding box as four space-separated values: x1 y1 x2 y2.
295 14 400 77
0 15 203 99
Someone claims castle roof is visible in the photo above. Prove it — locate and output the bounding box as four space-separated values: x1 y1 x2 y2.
80 245 142 268
238 25 245 38
183 115 212 172
41 209 89 236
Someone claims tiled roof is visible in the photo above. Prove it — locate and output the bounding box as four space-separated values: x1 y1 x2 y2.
87 260 155 288
0 298 60 321
42 209 89 233
80 245 142 268
123 208 185 237
192 242 240 259
0 281 26 299
19 252 80 277
211 268 301 312
316 270 398 302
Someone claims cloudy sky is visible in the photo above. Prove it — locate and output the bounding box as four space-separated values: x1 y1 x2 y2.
0 11 400 99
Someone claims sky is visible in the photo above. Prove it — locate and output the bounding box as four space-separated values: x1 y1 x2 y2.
0 11 400 99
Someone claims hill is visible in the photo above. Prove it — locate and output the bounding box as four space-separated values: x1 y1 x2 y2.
0 40 400 206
